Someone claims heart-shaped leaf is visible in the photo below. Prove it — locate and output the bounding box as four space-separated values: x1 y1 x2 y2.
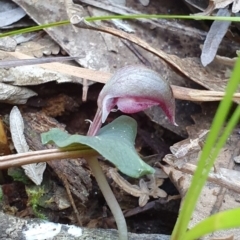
41 116 154 178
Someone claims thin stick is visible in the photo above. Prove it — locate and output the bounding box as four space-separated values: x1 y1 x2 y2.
61 176 83 226
0 148 96 169
171 85 239 102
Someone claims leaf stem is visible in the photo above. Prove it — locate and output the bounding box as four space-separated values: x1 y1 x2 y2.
87 156 128 240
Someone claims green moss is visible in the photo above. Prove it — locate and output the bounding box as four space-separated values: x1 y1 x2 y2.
26 186 47 220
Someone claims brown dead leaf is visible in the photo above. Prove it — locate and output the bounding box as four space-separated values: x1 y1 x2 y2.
109 168 167 207
213 0 240 13
0 118 11 155
0 51 85 86
42 94 79 117
75 18 232 93
0 36 17 51
1 51 110 86
0 2 26 28
13 0 146 74
16 35 60 58
13 0 235 94
193 0 215 15
0 82 36 104
199 0 240 14
10 106 45 185
170 129 208 159
87 218 101 229
75 18 233 93
212 0 234 9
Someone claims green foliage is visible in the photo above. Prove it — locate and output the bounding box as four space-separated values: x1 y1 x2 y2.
41 116 154 178
26 186 47 220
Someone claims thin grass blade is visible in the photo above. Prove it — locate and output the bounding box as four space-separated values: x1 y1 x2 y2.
184 208 240 240
171 57 240 239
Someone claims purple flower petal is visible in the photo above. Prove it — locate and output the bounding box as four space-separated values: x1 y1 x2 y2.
99 65 176 124
88 65 176 136
116 97 159 113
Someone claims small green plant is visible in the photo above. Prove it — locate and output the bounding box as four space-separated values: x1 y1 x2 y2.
42 60 240 239
1 13 240 240
26 186 48 220
42 65 175 240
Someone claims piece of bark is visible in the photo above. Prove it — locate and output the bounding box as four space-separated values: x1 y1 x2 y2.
0 211 170 240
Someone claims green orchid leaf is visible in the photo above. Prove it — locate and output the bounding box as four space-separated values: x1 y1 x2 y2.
41 116 154 178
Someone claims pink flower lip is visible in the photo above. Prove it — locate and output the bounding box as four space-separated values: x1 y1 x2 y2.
102 95 177 126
